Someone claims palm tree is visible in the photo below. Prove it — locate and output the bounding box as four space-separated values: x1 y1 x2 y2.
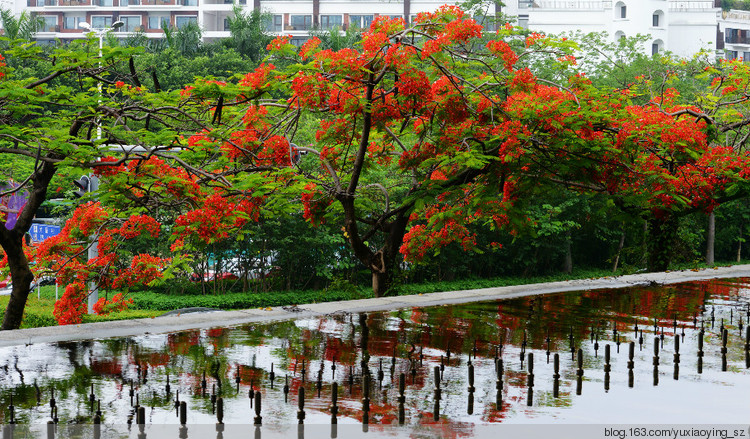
0 9 44 41
225 6 272 61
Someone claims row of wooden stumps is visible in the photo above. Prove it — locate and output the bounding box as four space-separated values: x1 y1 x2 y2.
9 310 750 429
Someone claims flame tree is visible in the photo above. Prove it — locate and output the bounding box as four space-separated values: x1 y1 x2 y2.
165 8 750 295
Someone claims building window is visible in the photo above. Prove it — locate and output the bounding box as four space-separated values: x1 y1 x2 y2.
181 0 198 5
290 36 308 47
95 0 113 6
652 39 663 55
148 14 169 29
63 14 84 30
120 15 141 32
289 15 312 31
175 15 197 28
615 2 626 19
40 16 57 32
319 15 342 30
349 14 373 30
474 14 496 32
726 50 738 60
120 0 140 6
265 14 281 32
91 16 113 29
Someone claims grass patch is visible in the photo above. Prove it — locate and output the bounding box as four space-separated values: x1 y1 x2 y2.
0 286 162 329
3 260 748 329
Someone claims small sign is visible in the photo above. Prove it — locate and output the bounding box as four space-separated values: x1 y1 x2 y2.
29 223 61 243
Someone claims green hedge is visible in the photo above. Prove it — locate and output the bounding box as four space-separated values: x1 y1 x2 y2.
131 288 370 311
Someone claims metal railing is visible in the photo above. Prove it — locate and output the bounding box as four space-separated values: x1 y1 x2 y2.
533 0 612 9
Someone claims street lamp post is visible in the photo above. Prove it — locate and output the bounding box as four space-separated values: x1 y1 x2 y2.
77 20 124 314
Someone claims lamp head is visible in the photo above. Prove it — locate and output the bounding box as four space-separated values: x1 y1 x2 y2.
79 21 91 31
111 21 124 30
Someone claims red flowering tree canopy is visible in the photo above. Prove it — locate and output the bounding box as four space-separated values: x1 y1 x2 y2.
76 6 747 293
127 7 750 292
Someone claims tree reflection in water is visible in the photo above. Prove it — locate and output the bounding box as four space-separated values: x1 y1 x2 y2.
1 278 749 425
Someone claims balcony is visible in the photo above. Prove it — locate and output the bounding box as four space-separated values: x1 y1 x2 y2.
284 24 311 31
668 0 715 10
140 0 175 4
533 0 612 9
726 35 750 45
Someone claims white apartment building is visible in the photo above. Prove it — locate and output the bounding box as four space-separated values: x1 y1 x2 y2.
19 0 472 44
720 9 750 60
12 0 749 60
501 0 721 59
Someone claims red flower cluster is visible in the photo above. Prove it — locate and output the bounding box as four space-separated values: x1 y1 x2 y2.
53 282 87 325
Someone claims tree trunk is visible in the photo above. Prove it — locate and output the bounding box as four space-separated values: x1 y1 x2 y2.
612 228 626 273
368 212 409 297
1 160 56 330
563 230 572 274
0 234 34 330
706 211 715 266
646 215 679 272
640 220 648 268
372 270 393 298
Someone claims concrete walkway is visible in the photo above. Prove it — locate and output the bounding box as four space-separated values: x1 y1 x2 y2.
2 265 750 348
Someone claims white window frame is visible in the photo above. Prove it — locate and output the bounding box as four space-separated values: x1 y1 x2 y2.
175 15 197 29
120 15 142 32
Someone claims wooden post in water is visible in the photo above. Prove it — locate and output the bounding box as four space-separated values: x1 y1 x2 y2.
331 382 339 424
553 353 560 398
604 344 611 392
576 349 584 395
297 387 306 424
673 335 680 380
745 327 750 368
653 337 659 386
398 373 406 425
627 342 635 388
179 401 187 426
253 392 262 426
722 328 729 372
527 353 534 406
698 327 705 374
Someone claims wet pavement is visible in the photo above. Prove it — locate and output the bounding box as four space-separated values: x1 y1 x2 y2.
2 265 750 347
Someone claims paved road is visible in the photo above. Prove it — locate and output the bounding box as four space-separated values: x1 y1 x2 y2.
2 264 750 347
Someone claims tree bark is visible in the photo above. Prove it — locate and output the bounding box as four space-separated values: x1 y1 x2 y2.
563 230 572 274
0 234 34 330
646 215 679 272
612 228 625 273
1 160 57 330
368 211 409 297
706 211 715 266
